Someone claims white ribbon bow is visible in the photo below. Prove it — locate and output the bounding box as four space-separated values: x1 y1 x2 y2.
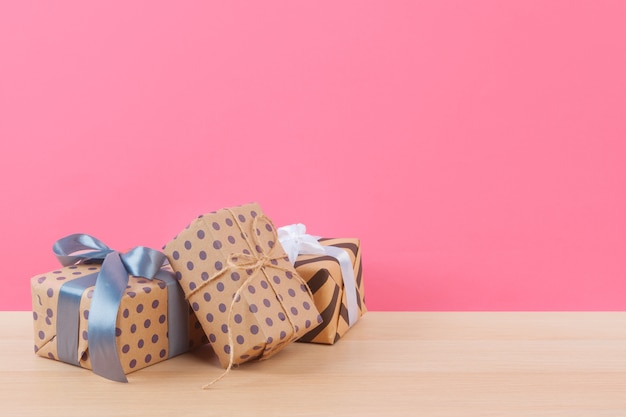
277 223 324 264
277 224 359 327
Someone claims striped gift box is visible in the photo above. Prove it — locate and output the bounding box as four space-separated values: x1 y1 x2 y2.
293 238 365 344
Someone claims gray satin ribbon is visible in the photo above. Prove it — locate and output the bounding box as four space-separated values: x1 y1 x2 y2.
156 269 188 358
54 234 187 382
57 274 99 366
87 251 130 381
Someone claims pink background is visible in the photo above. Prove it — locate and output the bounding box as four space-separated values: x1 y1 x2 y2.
1 1 625 311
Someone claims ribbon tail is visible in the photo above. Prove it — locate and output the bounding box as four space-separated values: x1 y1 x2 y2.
324 246 360 327
285 243 299 265
87 252 129 382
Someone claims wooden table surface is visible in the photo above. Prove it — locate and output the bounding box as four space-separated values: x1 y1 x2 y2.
2 311 626 416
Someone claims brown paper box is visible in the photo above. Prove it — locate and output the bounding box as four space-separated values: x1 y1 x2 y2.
293 238 366 344
31 264 206 375
163 203 322 368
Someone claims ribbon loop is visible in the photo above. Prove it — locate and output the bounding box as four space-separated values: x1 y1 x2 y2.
53 233 113 266
121 246 167 278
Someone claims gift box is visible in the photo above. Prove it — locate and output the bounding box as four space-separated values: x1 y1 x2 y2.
31 235 206 381
163 203 322 369
278 225 365 344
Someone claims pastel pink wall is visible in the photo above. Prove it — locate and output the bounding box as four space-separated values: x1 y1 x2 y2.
1 1 625 311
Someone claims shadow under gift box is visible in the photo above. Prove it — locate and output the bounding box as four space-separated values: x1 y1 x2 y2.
293 238 366 344
163 203 322 369
31 264 206 376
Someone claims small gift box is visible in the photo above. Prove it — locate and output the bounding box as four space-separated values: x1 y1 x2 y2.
31 234 206 382
278 224 366 344
163 203 322 372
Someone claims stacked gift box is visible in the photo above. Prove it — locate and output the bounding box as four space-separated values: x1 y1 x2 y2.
30 202 365 386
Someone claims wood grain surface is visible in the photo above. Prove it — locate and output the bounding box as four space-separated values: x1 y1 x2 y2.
2 312 626 416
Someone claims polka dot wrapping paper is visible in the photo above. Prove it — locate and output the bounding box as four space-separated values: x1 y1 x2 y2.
293 238 366 344
31 264 206 376
163 203 322 369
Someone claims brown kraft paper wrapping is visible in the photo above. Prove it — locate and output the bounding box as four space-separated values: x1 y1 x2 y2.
293 238 366 344
31 264 206 375
163 203 322 369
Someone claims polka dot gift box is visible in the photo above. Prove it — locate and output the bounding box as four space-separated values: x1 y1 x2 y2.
31 236 206 381
163 203 322 372
279 228 366 344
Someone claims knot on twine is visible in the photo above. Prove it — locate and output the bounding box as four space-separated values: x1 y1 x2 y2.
228 253 275 272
